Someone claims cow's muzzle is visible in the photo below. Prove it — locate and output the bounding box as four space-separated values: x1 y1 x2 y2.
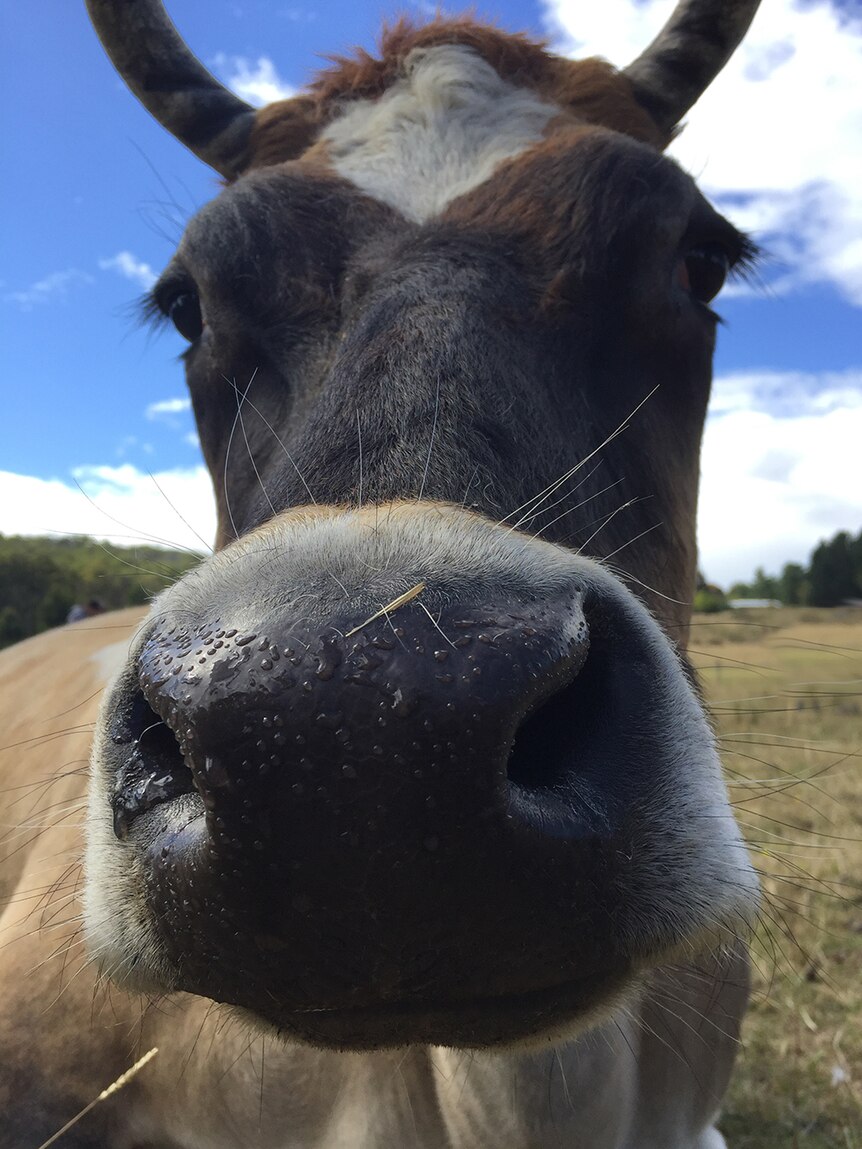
88 503 756 1049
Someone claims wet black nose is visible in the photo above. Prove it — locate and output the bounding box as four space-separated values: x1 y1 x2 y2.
114 589 595 849
95 506 744 1048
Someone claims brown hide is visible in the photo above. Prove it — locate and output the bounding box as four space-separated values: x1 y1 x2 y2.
0 612 146 1139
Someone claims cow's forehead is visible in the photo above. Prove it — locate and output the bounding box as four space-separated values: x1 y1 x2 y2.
243 25 666 207
318 45 558 224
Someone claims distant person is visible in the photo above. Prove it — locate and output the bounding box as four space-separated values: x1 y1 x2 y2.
66 599 106 624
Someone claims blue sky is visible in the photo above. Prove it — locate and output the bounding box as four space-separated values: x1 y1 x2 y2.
1 0 860 586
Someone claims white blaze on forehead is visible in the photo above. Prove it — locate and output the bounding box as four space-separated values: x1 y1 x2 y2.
321 45 558 223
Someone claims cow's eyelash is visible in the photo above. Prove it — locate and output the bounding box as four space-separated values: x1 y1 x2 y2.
138 290 169 333
729 232 762 281
133 238 762 333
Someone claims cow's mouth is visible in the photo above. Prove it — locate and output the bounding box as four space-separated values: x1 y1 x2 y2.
264 963 632 1050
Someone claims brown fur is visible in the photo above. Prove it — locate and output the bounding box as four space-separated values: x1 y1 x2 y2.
0 611 149 1140
243 18 667 175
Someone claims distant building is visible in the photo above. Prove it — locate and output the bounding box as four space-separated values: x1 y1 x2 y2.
728 598 783 610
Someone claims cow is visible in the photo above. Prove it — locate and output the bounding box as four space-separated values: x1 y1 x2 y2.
0 1 763 1145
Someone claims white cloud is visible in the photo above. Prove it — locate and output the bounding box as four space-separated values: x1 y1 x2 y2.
707 369 862 419
5 269 93 310
99 251 157 291
543 0 862 305
698 369 862 586
0 466 216 554
213 54 296 106
146 397 192 420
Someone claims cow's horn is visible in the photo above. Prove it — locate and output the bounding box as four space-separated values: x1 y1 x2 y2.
86 0 256 178
623 0 761 134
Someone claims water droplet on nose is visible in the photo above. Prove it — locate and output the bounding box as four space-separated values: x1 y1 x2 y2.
342 764 357 779
433 650 449 662
391 688 418 717
315 637 343 681
315 711 344 729
203 756 230 788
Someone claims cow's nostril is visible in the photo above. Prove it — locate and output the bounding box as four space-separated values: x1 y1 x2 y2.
506 642 611 840
110 691 196 840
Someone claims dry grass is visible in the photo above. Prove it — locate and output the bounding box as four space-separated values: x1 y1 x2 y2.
688 608 862 1148
36 1049 159 1149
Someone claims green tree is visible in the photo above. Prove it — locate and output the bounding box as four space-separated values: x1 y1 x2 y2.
848 529 862 596
808 532 856 606
0 535 201 650
778 562 806 605
694 570 728 612
750 567 779 600
693 586 728 613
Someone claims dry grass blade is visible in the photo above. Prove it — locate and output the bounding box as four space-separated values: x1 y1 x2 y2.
344 582 427 638
34 1047 159 1149
688 606 862 1148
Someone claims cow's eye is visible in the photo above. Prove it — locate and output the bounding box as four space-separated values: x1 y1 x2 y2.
167 290 203 341
677 244 730 304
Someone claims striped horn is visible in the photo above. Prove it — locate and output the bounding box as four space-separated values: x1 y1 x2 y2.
624 0 761 134
86 0 256 178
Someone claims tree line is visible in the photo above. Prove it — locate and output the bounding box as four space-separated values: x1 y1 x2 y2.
696 527 862 612
0 534 201 650
2 526 860 645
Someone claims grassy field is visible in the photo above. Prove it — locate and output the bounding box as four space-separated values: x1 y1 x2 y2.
687 608 862 1148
